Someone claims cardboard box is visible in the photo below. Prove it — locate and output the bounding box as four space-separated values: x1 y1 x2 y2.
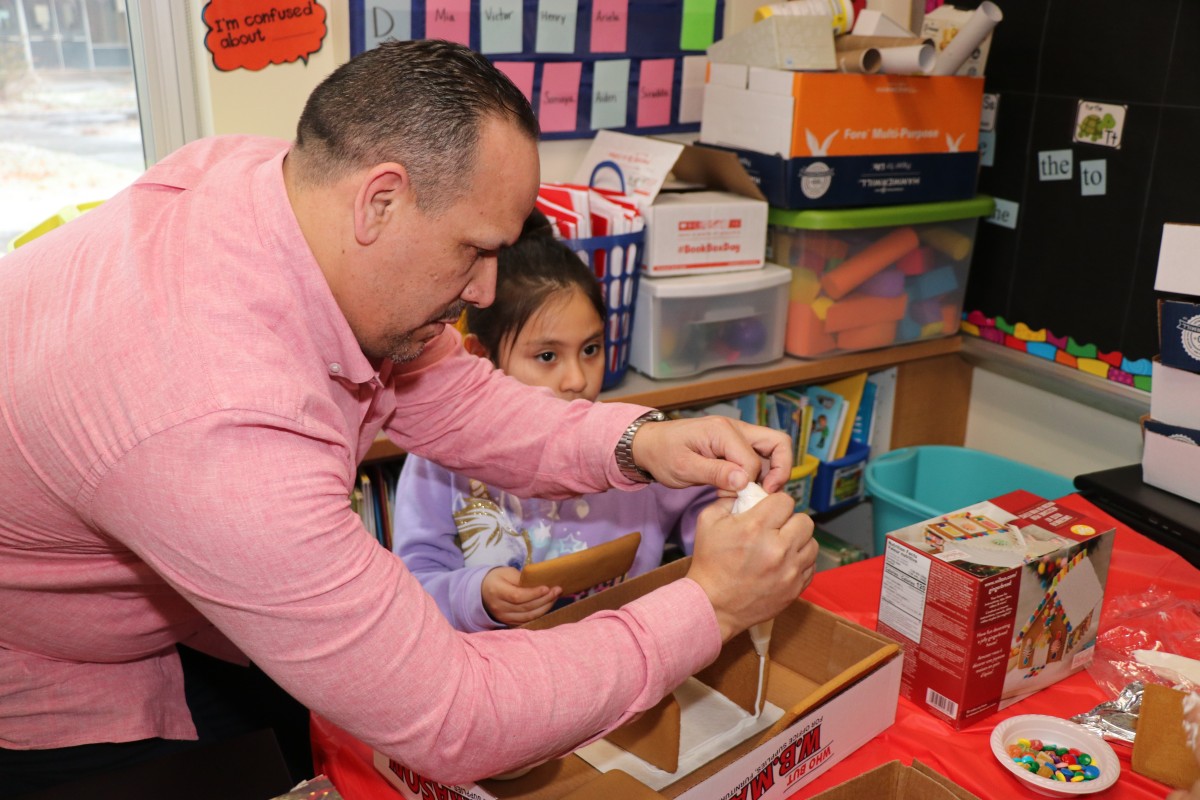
1151 360 1200 430
643 191 769 275
809 760 980 800
574 131 769 276
707 15 837 72
701 72 983 160
1143 419 1200 505
1158 298 1200 374
1155 223 1200 295
876 491 1115 730
919 5 994 78
374 558 903 799
700 73 983 209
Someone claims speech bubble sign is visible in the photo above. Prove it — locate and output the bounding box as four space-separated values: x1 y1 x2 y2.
203 0 328 72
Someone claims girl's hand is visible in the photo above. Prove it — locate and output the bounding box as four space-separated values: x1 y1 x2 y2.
481 567 561 626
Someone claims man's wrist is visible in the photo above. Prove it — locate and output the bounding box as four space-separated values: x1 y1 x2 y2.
615 410 667 484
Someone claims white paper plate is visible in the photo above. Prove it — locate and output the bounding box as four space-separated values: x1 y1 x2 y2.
990 715 1120 797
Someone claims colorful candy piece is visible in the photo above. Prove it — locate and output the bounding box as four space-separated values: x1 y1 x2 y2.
1007 740 1101 784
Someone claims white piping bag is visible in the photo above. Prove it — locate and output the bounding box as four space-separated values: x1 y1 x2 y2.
732 482 772 716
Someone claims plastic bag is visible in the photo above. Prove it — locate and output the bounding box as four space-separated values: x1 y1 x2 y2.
1087 587 1200 698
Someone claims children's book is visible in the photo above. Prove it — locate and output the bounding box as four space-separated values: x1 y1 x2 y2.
820 372 868 461
851 379 879 447
734 393 760 424
804 385 847 463
771 389 809 461
797 403 814 463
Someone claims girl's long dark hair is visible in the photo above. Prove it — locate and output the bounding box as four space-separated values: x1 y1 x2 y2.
466 210 605 365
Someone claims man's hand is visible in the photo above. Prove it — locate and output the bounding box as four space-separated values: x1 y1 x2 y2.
685 493 817 642
629 416 793 493
481 567 561 626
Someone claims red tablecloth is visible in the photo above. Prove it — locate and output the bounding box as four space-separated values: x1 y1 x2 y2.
794 494 1198 799
312 495 1198 799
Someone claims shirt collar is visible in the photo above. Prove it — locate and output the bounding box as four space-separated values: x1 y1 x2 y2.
249 147 378 386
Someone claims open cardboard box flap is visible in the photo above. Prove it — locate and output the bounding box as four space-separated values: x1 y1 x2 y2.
808 759 982 800
573 130 767 207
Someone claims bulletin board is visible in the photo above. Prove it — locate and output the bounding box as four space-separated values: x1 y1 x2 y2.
962 0 1200 390
349 0 723 140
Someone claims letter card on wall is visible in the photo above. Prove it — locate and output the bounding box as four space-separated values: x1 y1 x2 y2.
349 0 722 139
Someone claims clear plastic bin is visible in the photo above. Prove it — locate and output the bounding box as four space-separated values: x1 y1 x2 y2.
770 196 994 358
629 264 790 379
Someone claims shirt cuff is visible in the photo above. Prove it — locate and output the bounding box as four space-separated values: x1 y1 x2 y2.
461 567 507 633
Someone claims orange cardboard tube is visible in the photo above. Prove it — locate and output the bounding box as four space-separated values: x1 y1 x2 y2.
836 321 898 351
820 227 920 300
786 302 836 357
824 293 908 333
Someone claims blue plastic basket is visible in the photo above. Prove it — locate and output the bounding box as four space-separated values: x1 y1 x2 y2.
865 445 1076 555
565 161 645 390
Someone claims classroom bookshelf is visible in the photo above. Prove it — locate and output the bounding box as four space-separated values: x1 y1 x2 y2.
362 336 971 463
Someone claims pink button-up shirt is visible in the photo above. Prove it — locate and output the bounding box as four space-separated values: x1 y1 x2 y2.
0 135 721 782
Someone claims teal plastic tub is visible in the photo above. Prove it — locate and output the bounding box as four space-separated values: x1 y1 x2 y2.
865 446 1076 555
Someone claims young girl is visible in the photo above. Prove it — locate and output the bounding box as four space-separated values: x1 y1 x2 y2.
392 214 715 631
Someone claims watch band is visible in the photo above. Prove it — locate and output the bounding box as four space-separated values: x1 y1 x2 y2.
615 410 668 484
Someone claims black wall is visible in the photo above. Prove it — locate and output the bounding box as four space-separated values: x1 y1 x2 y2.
963 0 1199 361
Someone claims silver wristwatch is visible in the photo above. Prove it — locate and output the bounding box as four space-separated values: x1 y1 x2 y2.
615 410 668 484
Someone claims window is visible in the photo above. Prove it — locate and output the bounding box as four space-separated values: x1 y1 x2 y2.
0 0 198 250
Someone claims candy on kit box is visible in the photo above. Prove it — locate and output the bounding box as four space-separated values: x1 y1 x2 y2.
876 491 1115 730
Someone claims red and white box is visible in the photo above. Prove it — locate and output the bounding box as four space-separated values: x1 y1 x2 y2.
642 190 767 276
876 491 1115 730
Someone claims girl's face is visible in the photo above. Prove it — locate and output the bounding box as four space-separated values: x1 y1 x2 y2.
497 286 606 402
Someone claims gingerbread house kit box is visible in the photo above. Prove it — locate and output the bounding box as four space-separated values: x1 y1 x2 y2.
876 491 1115 730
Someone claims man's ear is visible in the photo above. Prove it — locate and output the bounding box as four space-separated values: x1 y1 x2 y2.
354 163 410 246
463 333 491 360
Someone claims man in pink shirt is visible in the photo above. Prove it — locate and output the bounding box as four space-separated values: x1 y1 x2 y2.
0 40 817 793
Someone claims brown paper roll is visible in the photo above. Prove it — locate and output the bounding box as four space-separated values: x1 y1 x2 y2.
836 47 881 74
836 34 931 51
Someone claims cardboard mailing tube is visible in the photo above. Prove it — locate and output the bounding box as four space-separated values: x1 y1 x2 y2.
932 1 1003 76
835 35 935 75
820 226 920 300
879 43 935 75
835 34 930 50
837 47 881 74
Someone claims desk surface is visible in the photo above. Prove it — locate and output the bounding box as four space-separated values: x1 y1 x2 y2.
795 494 1199 800
312 496 1199 800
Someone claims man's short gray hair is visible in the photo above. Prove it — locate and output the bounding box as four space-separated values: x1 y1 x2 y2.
293 39 539 215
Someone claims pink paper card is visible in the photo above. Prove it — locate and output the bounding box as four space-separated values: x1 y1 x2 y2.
590 0 628 53
426 0 470 45
496 61 535 103
636 58 674 128
539 61 582 133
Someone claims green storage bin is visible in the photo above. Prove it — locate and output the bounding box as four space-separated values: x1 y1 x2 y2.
769 196 995 359
865 445 1076 555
